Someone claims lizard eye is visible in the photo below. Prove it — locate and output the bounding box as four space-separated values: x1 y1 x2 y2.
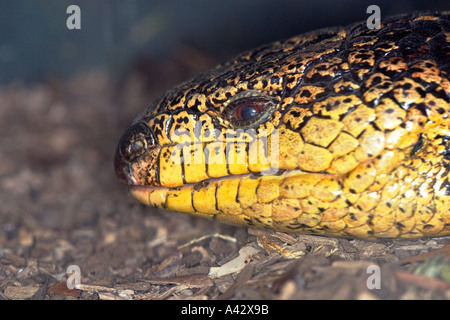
233 103 264 121
222 91 276 128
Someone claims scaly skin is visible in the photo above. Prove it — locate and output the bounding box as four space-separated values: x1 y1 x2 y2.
115 12 450 240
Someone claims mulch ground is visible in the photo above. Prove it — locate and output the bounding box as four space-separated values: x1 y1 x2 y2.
1 49 450 300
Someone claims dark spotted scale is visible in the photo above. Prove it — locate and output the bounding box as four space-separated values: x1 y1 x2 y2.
115 12 450 240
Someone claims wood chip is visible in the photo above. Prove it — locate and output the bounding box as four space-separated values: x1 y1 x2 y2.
4 285 40 299
142 274 213 288
178 233 237 249
2 251 26 267
395 270 450 291
209 245 259 278
399 244 450 264
218 263 254 300
257 235 306 259
47 282 80 298
18 228 34 247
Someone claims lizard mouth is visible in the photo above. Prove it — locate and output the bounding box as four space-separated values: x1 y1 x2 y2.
126 171 269 209
127 184 169 208
124 167 342 235
125 168 310 216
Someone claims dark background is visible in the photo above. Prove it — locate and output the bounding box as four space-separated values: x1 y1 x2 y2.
0 0 448 84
